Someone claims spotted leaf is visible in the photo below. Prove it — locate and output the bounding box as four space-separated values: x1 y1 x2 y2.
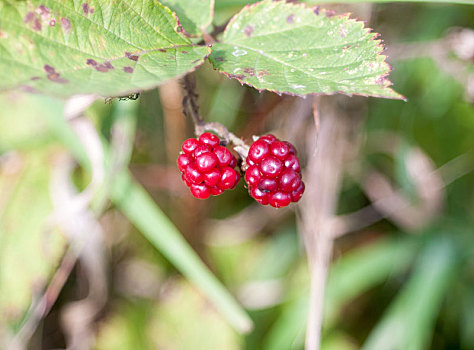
209 0 403 99
0 0 211 98
160 0 214 36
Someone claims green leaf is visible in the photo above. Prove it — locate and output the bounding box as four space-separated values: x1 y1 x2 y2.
209 0 403 99
214 0 474 10
307 0 474 4
160 0 214 36
0 0 211 98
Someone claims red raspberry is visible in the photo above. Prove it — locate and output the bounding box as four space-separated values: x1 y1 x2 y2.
245 135 304 208
178 132 240 199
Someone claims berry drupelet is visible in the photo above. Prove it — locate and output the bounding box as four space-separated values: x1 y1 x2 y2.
178 132 240 199
245 135 304 208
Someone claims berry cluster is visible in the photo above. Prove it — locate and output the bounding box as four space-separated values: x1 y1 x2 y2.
177 132 240 199
244 135 304 208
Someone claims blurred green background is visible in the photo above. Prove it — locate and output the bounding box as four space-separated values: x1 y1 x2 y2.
0 1 473 349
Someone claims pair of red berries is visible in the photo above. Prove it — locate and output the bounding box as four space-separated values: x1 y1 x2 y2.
177 133 305 208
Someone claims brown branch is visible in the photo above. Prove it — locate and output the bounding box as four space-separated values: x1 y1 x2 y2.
386 28 474 102
181 73 250 159
299 95 364 350
331 152 473 238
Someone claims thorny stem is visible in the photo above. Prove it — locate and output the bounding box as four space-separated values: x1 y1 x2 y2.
181 74 250 159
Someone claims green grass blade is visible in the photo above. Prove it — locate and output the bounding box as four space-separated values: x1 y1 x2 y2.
363 236 457 350
263 237 418 350
111 170 253 334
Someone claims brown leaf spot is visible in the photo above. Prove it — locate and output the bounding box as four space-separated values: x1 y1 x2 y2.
82 3 90 14
24 12 35 23
158 49 166 53
95 65 109 72
286 14 294 24
49 19 56 26
125 52 139 61
215 57 225 62
47 72 68 84
181 51 188 54
86 59 97 66
243 67 255 77
95 61 114 72
37 5 50 15
227 73 246 80
61 18 71 34
43 66 68 83
32 17 42 31
244 25 254 37
30 76 40 80
123 66 133 73
313 7 320 15
192 58 201 64
43 64 55 74
258 69 270 77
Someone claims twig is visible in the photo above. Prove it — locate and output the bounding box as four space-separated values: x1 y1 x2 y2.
299 96 363 350
8 246 77 350
181 74 250 159
386 28 474 101
331 152 473 238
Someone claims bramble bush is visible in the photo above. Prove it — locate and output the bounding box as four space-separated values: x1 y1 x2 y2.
1 0 473 349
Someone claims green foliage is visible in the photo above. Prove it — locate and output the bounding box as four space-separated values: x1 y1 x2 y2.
262 237 419 350
95 283 241 350
363 236 457 350
0 0 210 97
0 0 401 99
210 0 402 99
0 1 473 349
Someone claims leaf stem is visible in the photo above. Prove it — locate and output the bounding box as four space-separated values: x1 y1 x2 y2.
181 73 250 159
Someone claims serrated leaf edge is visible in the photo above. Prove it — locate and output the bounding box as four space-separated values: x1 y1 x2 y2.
212 0 405 101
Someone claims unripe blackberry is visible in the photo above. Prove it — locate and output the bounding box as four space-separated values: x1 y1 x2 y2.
245 135 304 208
178 133 240 198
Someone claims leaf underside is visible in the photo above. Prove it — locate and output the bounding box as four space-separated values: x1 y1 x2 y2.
209 0 403 99
0 0 211 98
